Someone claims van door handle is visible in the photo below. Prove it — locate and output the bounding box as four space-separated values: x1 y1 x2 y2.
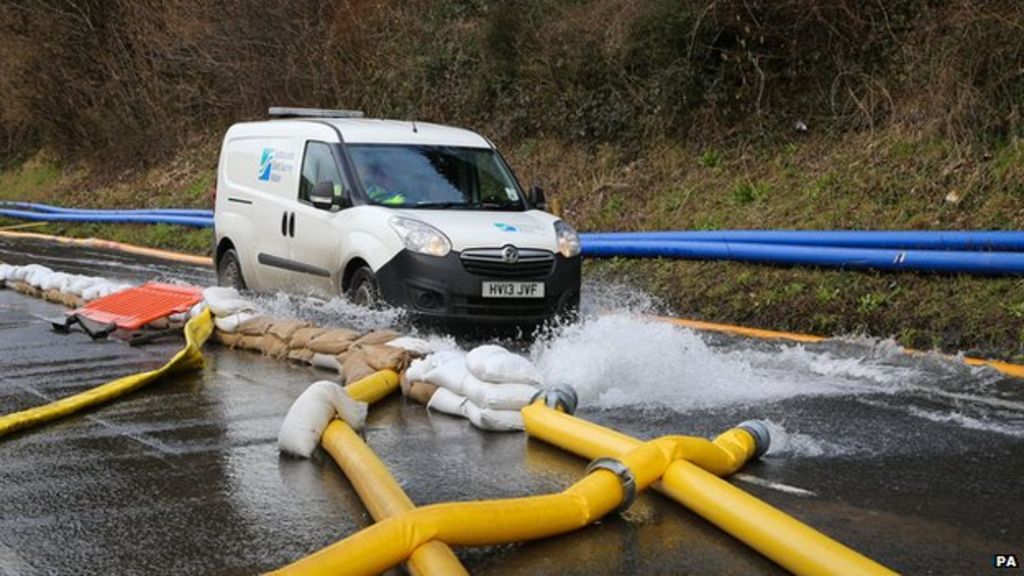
280 212 288 236
288 212 296 237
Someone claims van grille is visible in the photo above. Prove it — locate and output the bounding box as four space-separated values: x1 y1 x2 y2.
460 247 555 279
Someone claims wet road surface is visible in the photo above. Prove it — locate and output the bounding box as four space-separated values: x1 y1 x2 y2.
1 235 1022 574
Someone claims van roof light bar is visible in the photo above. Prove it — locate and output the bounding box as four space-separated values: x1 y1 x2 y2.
268 107 365 119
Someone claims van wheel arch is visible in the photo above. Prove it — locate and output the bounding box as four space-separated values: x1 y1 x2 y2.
215 238 246 290
341 258 373 292
215 237 236 269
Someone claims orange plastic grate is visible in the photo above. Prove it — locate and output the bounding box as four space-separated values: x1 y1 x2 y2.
72 282 203 331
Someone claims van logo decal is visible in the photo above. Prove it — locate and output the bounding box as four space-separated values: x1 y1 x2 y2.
494 223 518 232
501 245 519 264
257 148 274 181
257 147 295 183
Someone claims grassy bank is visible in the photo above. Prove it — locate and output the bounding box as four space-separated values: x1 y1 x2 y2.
1 130 1022 361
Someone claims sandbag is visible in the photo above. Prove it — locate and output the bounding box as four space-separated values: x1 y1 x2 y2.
278 380 368 458
311 353 342 373
214 331 243 347
59 292 82 308
11 281 40 297
466 344 544 385
42 289 64 303
66 276 97 297
24 266 52 288
308 328 360 355
426 386 467 416
81 282 111 301
214 312 254 333
267 319 309 342
202 287 254 317
385 336 434 357
463 401 524 432
40 272 71 292
12 264 45 282
426 388 524 432
237 316 274 336
287 348 315 363
291 327 328 349
342 351 376 385
461 374 538 410
237 335 264 350
405 350 466 382
422 358 471 395
258 335 289 358
353 329 402 347
360 344 411 372
148 318 170 330
406 381 439 405
188 301 208 319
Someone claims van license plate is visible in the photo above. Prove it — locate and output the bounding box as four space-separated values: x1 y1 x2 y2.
481 281 545 299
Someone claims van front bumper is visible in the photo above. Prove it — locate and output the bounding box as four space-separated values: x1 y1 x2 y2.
374 249 581 324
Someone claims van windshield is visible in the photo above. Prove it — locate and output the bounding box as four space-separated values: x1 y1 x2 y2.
348 145 525 210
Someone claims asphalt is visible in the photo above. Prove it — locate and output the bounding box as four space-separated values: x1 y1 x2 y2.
0 235 1022 575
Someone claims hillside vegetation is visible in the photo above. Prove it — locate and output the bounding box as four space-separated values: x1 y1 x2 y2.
1 1 1022 358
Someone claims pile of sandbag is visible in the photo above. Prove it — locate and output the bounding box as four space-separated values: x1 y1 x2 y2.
404 345 544 432
0 263 131 307
204 286 430 384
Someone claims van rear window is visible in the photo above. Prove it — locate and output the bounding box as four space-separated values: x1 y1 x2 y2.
348 145 525 210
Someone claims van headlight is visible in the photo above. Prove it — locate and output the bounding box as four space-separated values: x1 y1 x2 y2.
389 216 452 257
554 220 581 258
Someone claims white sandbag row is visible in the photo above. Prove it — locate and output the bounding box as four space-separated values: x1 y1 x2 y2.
406 344 544 432
0 262 132 301
409 346 542 410
427 387 524 431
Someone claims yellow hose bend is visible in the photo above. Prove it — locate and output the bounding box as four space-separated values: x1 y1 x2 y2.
274 434 692 576
0 308 213 438
522 403 895 576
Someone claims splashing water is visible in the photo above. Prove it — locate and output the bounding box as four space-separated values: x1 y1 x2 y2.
250 291 407 333
527 286 1024 450
761 420 864 458
531 313 909 411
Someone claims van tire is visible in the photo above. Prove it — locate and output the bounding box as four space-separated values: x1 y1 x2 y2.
347 266 380 308
217 248 247 290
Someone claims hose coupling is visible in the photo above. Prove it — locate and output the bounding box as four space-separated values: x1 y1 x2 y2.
531 384 579 415
737 420 771 459
585 457 636 514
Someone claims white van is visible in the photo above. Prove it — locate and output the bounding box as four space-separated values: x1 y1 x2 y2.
213 107 581 323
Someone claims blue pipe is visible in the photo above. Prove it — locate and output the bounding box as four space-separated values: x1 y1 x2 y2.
581 230 1024 252
581 239 1024 275
0 201 213 218
0 208 213 228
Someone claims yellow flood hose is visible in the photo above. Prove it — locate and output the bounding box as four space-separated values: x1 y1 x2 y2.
522 403 897 576
0 308 213 438
329 370 468 575
272 414 765 576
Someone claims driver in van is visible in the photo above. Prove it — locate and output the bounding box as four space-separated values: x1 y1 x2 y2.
364 161 407 206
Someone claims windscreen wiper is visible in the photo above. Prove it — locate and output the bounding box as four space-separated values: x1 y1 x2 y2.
409 202 470 209
474 202 520 210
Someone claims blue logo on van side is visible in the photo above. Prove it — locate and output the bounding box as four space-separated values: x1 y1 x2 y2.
257 148 274 181
494 223 518 232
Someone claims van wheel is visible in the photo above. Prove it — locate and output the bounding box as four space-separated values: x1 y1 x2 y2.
347 267 380 308
217 249 247 290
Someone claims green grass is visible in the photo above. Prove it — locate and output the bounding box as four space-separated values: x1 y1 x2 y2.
0 161 61 202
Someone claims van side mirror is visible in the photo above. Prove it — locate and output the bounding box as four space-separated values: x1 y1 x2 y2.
310 181 339 210
529 185 547 210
